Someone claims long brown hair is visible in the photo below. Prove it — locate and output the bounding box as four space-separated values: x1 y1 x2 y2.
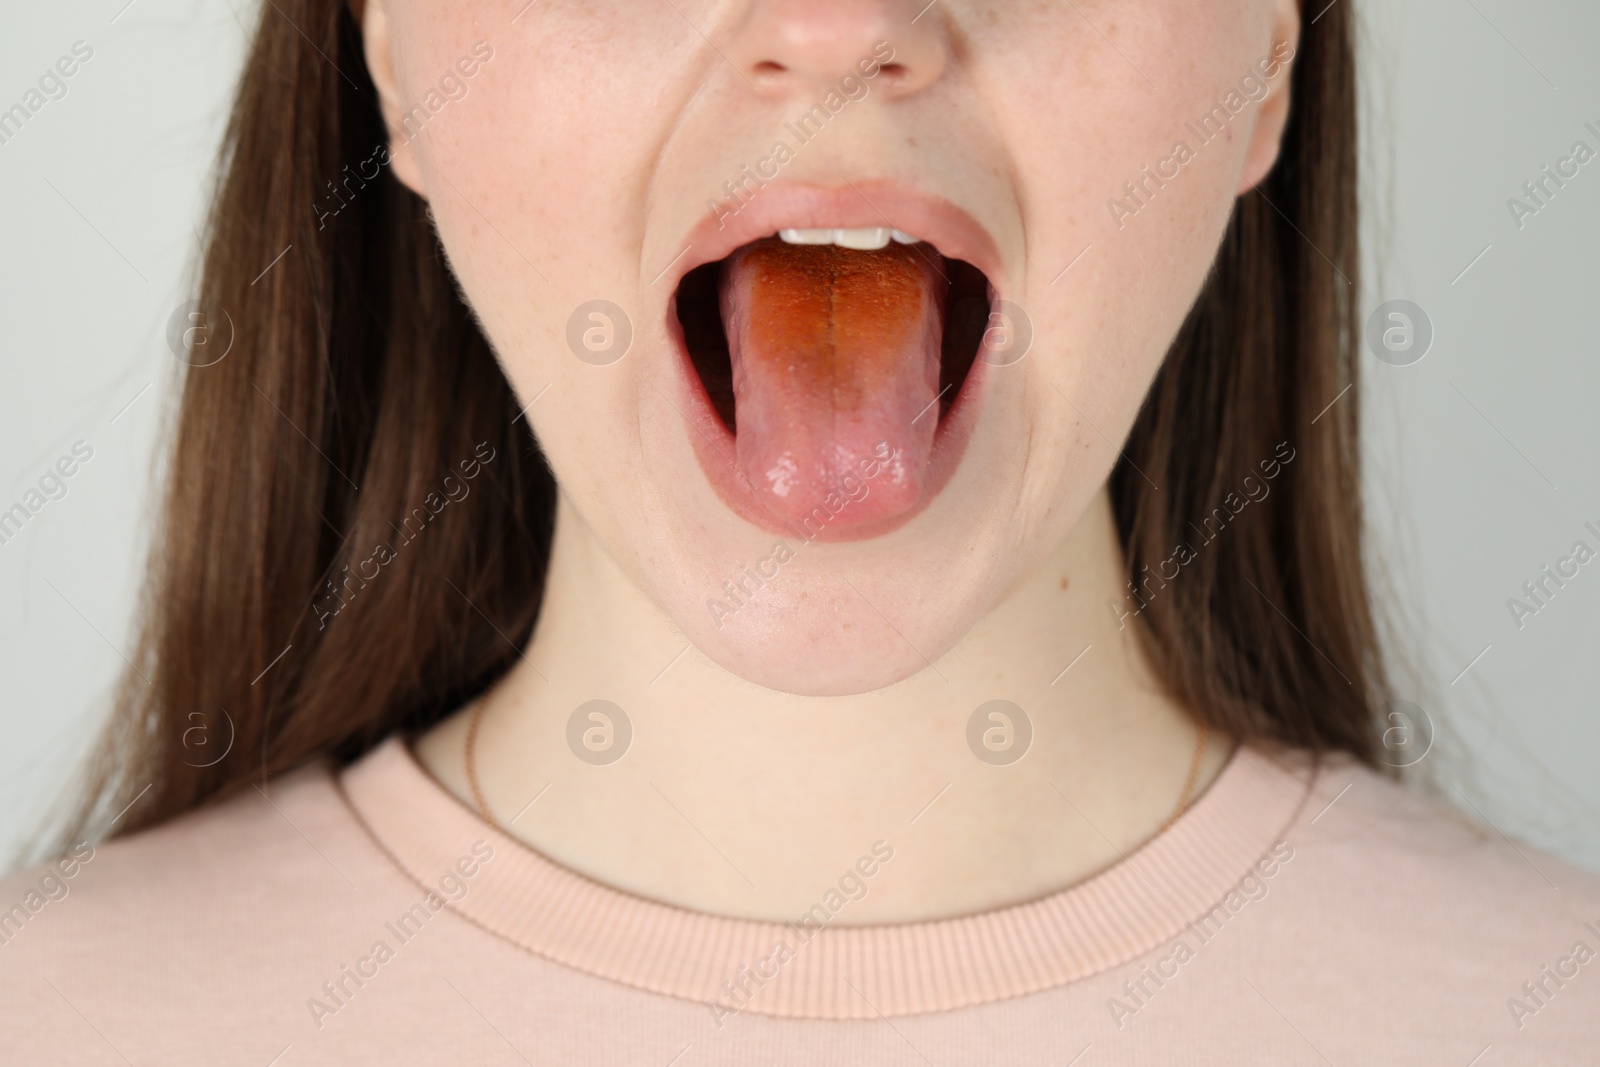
51 0 1380 850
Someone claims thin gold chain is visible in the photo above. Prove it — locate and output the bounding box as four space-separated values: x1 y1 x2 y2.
464 699 494 825
465 700 1209 833
1161 721 1210 832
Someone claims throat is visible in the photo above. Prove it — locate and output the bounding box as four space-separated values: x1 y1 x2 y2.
410 491 1227 926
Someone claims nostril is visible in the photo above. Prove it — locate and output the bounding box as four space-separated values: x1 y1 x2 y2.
878 63 907 78
752 60 787 77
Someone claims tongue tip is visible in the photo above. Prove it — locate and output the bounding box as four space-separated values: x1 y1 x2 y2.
742 440 931 533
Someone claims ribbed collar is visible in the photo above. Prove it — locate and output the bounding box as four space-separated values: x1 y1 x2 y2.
339 736 1314 1019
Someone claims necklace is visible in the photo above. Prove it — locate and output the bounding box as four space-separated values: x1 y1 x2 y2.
1162 720 1210 831
464 702 1210 833
463 698 495 827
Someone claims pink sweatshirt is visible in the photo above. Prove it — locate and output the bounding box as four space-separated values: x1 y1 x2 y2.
2 737 1597 1064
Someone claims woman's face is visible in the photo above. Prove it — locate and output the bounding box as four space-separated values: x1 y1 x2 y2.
364 0 1298 695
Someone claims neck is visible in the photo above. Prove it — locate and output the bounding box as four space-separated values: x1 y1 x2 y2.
415 486 1227 924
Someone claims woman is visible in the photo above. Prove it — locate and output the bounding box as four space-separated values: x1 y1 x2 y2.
5 0 1595 1062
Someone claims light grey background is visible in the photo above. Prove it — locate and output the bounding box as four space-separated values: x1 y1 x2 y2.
2 0 1597 870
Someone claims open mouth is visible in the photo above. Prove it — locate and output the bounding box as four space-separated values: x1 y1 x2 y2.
672 226 993 539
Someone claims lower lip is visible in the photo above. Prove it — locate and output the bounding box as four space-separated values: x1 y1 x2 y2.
664 293 990 544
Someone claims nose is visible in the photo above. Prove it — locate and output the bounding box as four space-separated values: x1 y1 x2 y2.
726 0 947 101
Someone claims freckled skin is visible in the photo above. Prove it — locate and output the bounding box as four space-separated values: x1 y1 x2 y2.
368 0 1301 694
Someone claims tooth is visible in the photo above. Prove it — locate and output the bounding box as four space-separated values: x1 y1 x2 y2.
779 228 836 245
890 229 920 244
832 227 892 250
776 227 897 250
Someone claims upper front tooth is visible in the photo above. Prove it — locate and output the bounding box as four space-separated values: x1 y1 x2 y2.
890 229 921 244
832 227 891 250
777 227 894 250
779 228 836 245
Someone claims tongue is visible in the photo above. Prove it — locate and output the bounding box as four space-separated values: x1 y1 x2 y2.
718 237 948 532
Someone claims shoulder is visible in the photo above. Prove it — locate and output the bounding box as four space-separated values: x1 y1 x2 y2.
1250 748 1600 1051
1285 749 1600 910
0 758 433 1061
1 759 358 932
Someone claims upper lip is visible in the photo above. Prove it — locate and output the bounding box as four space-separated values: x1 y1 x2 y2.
661 180 1006 294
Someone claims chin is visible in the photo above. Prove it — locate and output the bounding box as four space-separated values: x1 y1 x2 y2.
626 430 1056 699
658 561 976 697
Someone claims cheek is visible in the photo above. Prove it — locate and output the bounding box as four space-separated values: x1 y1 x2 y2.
397 0 697 289
394 3 689 490
983 2 1271 441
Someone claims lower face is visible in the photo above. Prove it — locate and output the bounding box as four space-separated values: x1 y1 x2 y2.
383 0 1284 695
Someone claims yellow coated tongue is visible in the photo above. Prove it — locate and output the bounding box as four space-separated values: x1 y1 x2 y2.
717 238 948 526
